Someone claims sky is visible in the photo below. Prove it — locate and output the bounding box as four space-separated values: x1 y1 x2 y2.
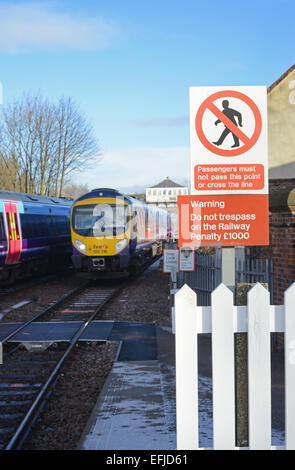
0 0 294 193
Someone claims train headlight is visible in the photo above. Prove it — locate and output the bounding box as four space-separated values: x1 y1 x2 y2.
74 239 87 254
115 238 128 253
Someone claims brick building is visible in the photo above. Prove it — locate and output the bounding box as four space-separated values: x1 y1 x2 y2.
268 64 295 177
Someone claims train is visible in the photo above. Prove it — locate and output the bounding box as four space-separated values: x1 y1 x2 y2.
70 188 178 278
0 190 73 285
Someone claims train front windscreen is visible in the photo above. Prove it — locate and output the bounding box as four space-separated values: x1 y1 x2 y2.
72 203 131 237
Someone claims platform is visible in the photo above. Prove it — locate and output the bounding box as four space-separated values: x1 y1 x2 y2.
78 326 177 450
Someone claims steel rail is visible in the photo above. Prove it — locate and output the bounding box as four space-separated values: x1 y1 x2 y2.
1 281 90 345
4 283 122 450
3 257 160 449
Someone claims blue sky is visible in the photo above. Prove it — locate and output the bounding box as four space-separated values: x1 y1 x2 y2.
0 0 294 193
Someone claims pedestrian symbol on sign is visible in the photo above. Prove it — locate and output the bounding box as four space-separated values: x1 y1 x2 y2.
212 100 243 148
195 90 262 157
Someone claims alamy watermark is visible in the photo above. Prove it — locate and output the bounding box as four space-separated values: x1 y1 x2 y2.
0 341 3 365
0 82 2 105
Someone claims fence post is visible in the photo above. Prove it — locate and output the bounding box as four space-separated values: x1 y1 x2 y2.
175 285 198 449
235 284 250 447
212 284 235 449
248 283 271 449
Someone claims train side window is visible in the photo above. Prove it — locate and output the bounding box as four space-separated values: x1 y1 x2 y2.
50 217 57 235
36 216 45 237
20 214 56 238
20 214 30 239
60 216 67 234
30 215 38 237
54 216 62 235
52 215 68 235
0 213 6 241
45 216 51 236
63 216 70 234
55 216 62 235
65 216 70 233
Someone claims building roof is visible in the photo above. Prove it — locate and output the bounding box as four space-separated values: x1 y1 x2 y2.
269 161 295 179
150 177 184 189
268 63 295 94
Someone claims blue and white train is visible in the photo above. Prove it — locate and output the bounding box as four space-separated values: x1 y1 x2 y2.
0 190 72 285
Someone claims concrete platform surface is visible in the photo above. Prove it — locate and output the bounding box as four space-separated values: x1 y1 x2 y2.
79 326 176 450
79 360 176 450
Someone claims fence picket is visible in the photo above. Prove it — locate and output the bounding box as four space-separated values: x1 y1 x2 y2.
211 284 235 449
247 283 271 449
174 282 289 450
284 282 295 450
175 284 198 450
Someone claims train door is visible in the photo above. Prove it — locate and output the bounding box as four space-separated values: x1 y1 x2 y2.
4 202 22 264
0 210 7 264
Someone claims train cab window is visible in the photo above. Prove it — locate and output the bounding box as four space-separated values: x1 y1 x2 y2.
0 213 6 241
72 204 130 237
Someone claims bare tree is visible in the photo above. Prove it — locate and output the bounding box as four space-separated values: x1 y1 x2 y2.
0 94 100 196
54 97 99 197
62 182 90 200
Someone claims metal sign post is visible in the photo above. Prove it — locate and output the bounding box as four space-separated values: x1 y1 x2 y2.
221 247 235 292
221 246 249 447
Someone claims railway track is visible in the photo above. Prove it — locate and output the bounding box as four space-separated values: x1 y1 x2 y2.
0 279 125 450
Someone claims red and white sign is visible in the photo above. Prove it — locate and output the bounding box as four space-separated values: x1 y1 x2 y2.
179 86 269 249
178 194 269 248
190 86 268 195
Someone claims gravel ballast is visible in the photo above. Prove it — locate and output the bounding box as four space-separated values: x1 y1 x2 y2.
14 262 172 450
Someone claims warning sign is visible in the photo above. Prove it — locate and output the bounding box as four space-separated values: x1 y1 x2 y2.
190 86 268 196
163 249 179 274
179 247 195 271
195 90 262 157
178 194 269 248
194 164 264 191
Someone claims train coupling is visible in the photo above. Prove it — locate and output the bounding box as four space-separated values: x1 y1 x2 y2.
92 258 106 270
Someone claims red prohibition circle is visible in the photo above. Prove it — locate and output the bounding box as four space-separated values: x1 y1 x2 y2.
195 90 262 157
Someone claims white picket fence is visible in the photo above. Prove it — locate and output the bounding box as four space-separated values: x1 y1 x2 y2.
175 282 295 450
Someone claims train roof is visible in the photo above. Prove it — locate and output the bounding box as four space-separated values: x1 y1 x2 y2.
0 190 73 206
74 188 127 203
73 188 174 215
73 188 153 208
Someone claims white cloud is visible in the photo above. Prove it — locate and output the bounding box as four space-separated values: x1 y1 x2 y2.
73 146 190 193
0 2 118 53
